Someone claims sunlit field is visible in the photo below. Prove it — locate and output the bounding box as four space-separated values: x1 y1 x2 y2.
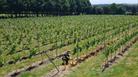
0 15 138 77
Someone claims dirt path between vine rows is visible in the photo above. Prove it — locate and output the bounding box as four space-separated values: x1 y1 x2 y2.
6 27 124 77
43 35 138 77
102 36 138 72
5 25 129 67
43 46 105 77
43 38 118 77
6 52 67 77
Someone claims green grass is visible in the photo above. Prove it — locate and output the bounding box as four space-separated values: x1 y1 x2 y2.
18 26 136 77
19 59 62 77
0 15 138 77
65 42 138 77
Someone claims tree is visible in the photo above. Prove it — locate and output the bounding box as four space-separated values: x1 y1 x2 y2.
69 0 77 14
116 6 125 14
62 0 70 15
0 0 92 17
0 0 4 14
110 3 118 14
103 6 110 14
131 6 137 15
96 7 104 14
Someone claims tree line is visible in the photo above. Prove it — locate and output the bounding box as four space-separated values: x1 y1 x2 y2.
90 3 138 15
0 0 91 18
0 0 138 18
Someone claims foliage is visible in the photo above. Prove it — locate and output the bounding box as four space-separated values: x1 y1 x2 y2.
29 48 37 58
0 0 91 17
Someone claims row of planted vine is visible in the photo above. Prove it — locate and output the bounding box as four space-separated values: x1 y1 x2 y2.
0 15 138 76
0 20 136 67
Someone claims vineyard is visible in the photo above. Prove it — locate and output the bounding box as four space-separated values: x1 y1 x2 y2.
0 15 138 77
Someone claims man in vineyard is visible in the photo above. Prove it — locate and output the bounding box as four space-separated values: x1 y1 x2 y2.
61 51 71 65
